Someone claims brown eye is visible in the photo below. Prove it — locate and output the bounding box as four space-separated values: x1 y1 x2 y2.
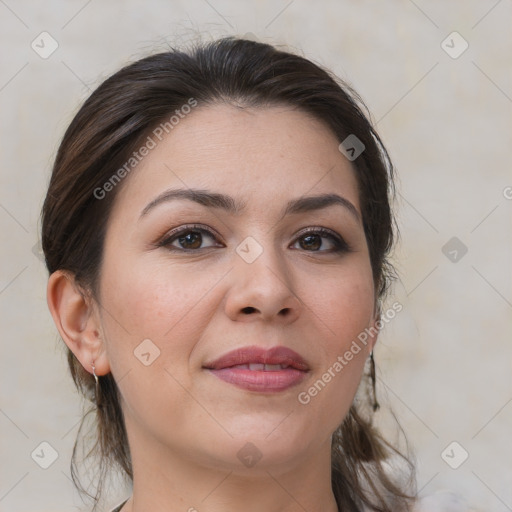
301 234 322 250
292 228 351 253
158 225 222 252
175 231 204 250
156 225 351 254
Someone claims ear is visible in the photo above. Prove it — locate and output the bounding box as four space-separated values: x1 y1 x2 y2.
46 270 110 377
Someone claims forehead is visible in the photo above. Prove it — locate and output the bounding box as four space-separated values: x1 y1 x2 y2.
110 103 361 220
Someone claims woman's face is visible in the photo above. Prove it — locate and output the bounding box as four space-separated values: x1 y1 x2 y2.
97 103 378 473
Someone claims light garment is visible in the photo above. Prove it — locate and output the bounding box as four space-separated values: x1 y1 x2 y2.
109 498 128 512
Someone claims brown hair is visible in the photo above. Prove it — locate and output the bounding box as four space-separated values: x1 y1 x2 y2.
41 36 415 511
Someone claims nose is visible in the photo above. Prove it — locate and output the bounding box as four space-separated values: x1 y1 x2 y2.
224 239 302 324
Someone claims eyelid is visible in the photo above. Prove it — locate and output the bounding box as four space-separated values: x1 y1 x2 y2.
294 225 339 239
155 223 223 249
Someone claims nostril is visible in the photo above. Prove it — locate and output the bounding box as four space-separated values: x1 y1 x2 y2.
241 306 257 314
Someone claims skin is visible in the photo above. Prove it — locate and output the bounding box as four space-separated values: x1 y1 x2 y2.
47 104 380 512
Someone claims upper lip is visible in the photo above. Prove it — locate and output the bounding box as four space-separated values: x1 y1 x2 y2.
203 345 310 371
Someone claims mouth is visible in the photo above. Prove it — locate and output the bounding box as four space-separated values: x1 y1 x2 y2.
203 345 310 392
225 363 295 370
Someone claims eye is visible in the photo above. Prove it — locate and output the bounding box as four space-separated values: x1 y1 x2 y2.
157 224 223 252
156 224 351 254
291 227 351 253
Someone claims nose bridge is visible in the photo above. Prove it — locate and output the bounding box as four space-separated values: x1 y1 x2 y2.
237 230 289 279
226 232 301 321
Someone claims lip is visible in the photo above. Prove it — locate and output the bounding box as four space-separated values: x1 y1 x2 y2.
203 345 310 393
203 345 310 371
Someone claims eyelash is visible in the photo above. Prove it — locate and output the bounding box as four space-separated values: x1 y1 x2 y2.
156 223 352 254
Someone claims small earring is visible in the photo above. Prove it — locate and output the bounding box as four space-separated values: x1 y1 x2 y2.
369 351 380 412
91 362 102 408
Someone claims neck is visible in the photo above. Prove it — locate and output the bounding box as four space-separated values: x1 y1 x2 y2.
120 421 339 512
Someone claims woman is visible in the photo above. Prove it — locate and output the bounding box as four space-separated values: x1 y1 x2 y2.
42 36 415 512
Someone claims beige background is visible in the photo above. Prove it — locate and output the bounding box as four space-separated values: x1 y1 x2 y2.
1 1 511 511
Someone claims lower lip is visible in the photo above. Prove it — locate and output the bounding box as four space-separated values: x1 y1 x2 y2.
206 368 308 392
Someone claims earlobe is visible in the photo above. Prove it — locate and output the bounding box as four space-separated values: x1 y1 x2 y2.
46 270 110 376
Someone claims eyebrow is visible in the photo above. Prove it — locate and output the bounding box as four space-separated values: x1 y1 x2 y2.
139 188 361 223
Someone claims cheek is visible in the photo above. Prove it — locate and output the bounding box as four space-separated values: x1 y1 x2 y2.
97 257 224 433
303 262 375 352
100 254 216 336
98 253 232 385
289 262 375 423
